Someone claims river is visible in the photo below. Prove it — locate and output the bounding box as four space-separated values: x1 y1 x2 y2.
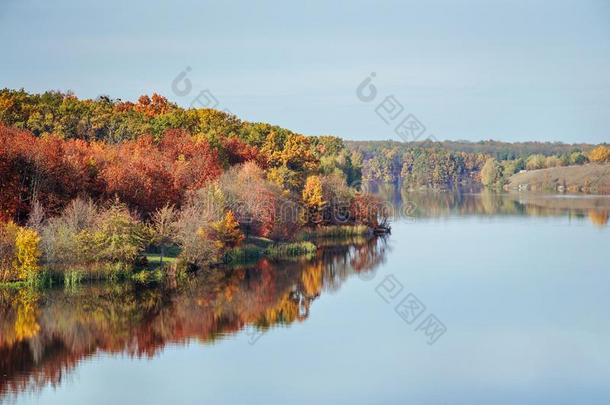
1 190 609 404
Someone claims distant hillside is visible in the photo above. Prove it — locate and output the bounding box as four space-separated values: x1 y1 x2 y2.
506 164 610 194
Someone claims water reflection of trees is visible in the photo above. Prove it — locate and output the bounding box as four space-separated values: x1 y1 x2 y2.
0 236 389 398
393 188 609 226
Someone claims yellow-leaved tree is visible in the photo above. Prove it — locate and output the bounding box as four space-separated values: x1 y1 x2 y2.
14 227 42 281
302 175 325 225
588 145 610 163
480 158 502 187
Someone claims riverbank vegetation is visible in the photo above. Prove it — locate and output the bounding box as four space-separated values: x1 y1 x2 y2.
0 90 389 286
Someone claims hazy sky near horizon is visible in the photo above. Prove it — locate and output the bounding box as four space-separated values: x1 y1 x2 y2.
1 0 609 143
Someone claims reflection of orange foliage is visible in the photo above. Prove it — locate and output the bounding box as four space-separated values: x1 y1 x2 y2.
0 237 388 399
262 294 300 325
589 210 609 227
350 237 387 274
0 290 41 348
14 291 40 342
301 263 323 297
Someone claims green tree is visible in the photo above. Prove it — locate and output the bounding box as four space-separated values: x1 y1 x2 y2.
526 154 546 170
90 203 147 263
569 151 588 165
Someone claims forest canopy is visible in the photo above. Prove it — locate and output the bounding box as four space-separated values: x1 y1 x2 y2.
0 89 386 281
0 89 361 220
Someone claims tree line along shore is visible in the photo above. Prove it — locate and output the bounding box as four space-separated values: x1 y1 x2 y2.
0 90 385 287
1 89 608 287
347 139 609 190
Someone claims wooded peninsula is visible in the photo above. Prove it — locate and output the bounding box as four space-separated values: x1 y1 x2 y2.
1 89 608 287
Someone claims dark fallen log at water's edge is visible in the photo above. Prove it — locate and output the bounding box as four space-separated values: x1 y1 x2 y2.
373 226 391 235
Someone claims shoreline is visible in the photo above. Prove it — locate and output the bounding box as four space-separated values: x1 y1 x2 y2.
0 225 376 290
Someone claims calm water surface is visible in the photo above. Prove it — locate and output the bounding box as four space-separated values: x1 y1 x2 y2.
1 191 609 404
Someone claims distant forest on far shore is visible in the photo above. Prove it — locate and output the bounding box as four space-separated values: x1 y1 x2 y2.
346 139 609 188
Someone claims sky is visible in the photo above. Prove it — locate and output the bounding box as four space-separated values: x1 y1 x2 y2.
1 0 609 143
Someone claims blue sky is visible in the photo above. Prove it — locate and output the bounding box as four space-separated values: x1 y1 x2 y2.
1 0 609 143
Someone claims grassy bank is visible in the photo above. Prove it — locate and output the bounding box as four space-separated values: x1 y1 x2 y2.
298 225 372 240
224 226 373 265
0 281 27 289
507 163 610 194
224 240 317 264
264 241 317 259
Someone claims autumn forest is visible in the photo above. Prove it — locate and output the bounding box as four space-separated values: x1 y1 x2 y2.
1 89 609 287
0 89 381 285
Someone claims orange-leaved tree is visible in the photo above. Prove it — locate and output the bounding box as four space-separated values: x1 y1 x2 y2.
211 211 244 250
